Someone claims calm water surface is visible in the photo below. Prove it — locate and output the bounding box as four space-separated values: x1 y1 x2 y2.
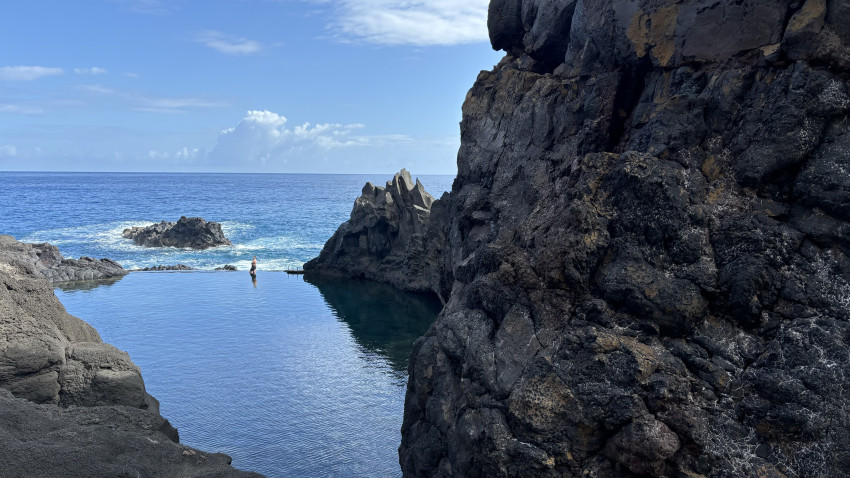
56 272 442 478
0 172 452 478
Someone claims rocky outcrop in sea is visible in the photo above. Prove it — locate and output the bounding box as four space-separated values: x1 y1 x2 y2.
123 216 232 250
216 265 238 271
320 1 850 476
0 235 261 477
1 237 128 284
304 169 450 301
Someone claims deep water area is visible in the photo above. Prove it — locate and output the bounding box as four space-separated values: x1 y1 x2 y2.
56 272 442 477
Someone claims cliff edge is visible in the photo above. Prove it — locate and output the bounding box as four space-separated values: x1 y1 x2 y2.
399 1 850 477
0 235 261 477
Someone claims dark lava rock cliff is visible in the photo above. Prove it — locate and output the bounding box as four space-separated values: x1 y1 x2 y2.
123 216 232 250
397 1 850 477
305 169 450 300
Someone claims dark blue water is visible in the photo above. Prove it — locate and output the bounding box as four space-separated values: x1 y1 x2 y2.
0 172 452 477
0 172 453 270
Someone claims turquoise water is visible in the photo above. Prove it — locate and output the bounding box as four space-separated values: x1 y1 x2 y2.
1 172 452 477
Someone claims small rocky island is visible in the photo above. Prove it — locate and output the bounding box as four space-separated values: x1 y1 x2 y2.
123 216 231 249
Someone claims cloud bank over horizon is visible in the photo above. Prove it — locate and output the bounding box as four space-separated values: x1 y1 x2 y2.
0 109 460 174
209 110 372 165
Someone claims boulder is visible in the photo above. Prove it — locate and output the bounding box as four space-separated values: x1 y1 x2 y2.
123 216 231 250
216 265 238 271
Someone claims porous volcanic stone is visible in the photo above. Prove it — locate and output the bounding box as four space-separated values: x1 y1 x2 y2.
0 235 128 284
361 1 850 477
123 216 231 250
304 169 451 301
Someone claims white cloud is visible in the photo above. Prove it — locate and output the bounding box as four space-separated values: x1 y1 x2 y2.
210 110 379 165
0 145 17 157
78 83 227 113
78 84 117 94
0 104 44 115
74 67 108 75
147 149 170 160
176 147 201 160
311 0 490 46
125 72 139 78
0 66 64 81
196 31 263 55
146 147 202 161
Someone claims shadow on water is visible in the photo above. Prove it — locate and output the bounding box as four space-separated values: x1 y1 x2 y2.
53 276 125 292
303 274 443 373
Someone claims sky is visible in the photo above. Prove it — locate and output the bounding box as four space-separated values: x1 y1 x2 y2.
0 0 502 175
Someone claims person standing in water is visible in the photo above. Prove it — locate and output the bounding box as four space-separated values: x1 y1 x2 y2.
250 256 257 276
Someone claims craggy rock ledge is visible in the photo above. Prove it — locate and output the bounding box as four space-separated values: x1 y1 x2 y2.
3 237 128 284
392 0 850 477
0 235 261 477
305 169 451 302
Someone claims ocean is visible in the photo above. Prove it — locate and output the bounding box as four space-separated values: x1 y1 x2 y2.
0 171 453 478
1 172 454 271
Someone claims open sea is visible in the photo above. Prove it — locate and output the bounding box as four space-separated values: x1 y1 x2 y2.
0 171 454 478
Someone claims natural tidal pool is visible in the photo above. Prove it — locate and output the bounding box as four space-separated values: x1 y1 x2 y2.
55 272 442 478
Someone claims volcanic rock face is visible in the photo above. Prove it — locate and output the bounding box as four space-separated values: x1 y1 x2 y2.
304 169 450 300
123 216 232 249
399 1 850 477
1 237 128 284
0 239 148 408
0 235 261 477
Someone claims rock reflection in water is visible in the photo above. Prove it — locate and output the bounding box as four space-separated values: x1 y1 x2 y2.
304 275 442 373
53 276 125 293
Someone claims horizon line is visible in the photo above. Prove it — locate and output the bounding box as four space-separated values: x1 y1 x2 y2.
0 170 457 176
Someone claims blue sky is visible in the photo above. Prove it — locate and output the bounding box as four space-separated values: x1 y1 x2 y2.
0 0 501 174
